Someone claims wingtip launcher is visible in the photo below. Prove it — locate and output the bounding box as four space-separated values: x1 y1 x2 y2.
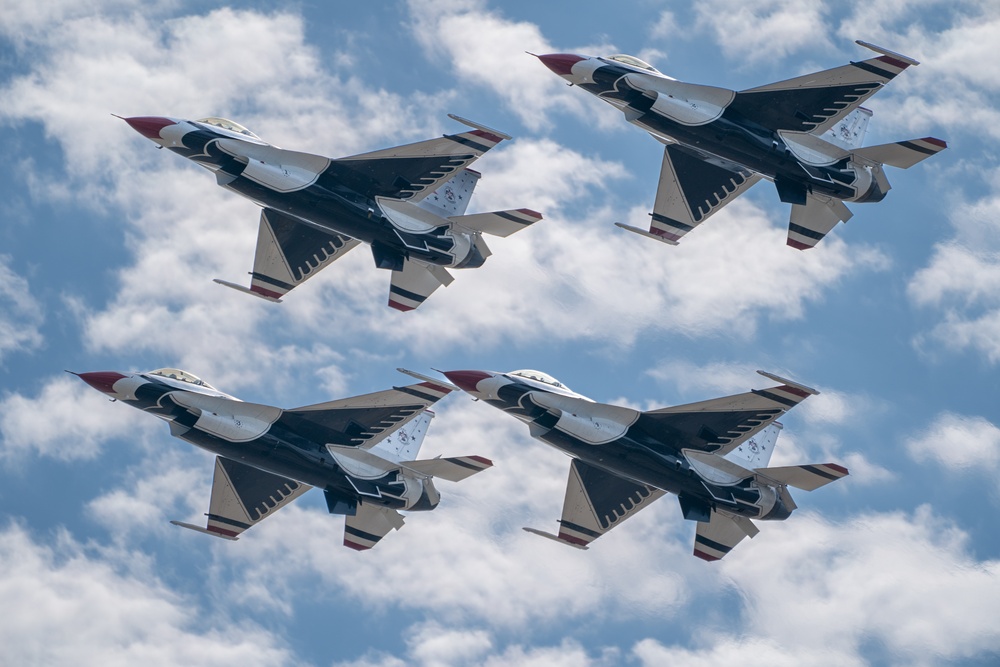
615 222 679 246
170 520 239 541
447 114 512 141
756 370 820 395
213 278 283 303
522 526 589 550
855 40 920 67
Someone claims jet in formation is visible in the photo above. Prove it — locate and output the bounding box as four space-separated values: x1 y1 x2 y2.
121 114 541 310
537 41 946 249
440 368 847 560
73 368 491 550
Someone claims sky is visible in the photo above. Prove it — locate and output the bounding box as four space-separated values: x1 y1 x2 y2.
1 0 999 665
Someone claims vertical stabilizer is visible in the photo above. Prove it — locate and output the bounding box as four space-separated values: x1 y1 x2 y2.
816 107 872 150
367 410 434 462
722 422 781 469
415 168 481 217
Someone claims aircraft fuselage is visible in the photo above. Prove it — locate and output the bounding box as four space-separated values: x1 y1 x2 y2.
577 61 886 204
168 124 484 271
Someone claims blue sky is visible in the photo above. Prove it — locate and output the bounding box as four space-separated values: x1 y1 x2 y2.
2 1 999 665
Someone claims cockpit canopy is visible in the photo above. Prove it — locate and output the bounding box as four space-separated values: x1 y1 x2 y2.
509 369 569 390
195 117 261 140
148 368 215 389
606 54 660 73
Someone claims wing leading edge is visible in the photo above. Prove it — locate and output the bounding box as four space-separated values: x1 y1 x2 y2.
216 208 360 301
621 144 761 245
732 47 916 135
635 372 818 457
171 456 310 540
327 121 508 203
524 459 665 549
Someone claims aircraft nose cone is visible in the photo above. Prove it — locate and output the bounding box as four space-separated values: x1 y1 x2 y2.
443 370 492 393
537 53 586 76
76 371 127 394
123 116 176 140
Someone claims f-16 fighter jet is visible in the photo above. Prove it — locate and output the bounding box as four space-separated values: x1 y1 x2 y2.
121 114 541 310
536 41 946 249
73 368 491 550
440 368 847 560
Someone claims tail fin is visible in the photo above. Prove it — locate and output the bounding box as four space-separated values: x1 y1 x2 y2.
367 410 434 461
722 422 781 469
416 168 481 217
815 107 871 150
852 137 947 169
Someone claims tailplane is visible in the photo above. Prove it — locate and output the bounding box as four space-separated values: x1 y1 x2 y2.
852 137 948 169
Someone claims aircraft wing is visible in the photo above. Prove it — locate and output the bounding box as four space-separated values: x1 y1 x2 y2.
388 259 454 311
693 510 758 561
523 459 665 549
171 456 310 540
644 144 761 243
279 381 454 449
326 128 507 203
343 502 405 551
635 374 817 457
216 208 360 301
731 52 914 135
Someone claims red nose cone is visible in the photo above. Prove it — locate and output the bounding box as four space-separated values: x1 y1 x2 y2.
123 116 176 140
537 53 586 76
443 370 492 393
77 371 127 394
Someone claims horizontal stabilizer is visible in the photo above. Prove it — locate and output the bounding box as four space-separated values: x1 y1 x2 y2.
694 510 753 561
450 208 542 237
344 503 404 551
853 137 947 169
787 195 853 250
756 463 849 491
401 455 493 482
388 259 454 311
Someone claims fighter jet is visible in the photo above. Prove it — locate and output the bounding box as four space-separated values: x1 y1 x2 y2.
438 368 847 560
536 41 946 249
121 114 541 310
73 368 491 550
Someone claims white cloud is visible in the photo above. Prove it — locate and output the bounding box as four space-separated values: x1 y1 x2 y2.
641 506 1000 666
0 375 149 463
0 522 292 667
909 206 1000 362
0 255 44 363
404 0 602 131
693 0 834 64
907 411 1000 472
